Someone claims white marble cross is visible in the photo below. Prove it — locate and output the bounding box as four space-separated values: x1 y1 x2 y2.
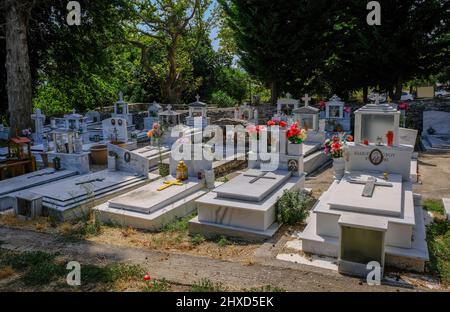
348 177 392 197
286 92 292 99
243 171 277 184
195 94 200 102
167 104 172 111
302 94 311 107
119 91 124 102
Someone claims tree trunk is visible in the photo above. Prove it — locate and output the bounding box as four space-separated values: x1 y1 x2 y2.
270 81 277 105
363 86 369 103
394 78 403 101
5 0 33 137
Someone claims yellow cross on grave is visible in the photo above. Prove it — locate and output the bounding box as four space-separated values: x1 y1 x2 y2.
157 179 184 191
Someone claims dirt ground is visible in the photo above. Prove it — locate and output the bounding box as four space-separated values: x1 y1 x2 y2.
414 152 450 199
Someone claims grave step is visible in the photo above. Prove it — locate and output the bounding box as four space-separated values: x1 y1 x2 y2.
95 189 208 231
43 175 154 212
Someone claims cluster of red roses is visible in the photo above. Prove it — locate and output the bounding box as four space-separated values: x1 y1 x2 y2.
398 102 409 110
286 122 307 144
324 135 353 158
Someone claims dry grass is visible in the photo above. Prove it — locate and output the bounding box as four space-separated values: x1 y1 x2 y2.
0 266 15 280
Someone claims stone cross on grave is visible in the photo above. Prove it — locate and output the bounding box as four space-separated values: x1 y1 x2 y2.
348 176 393 198
286 92 292 99
243 171 277 184
302 94 311 107
118 91 124 103
195 94 200 102
167 104 172 112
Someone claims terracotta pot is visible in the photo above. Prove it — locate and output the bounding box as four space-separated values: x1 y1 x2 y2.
90 144 108 165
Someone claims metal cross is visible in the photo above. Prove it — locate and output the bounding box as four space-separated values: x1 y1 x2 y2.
348 176 392 198
157 179 184 191
243 171 277 184
302 94 311 107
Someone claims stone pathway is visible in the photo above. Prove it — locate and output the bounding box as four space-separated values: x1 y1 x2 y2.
0 226 415 292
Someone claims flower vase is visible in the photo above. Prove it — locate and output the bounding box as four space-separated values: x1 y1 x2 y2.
333 157 345 180
287 142 303 156
108 155 116 171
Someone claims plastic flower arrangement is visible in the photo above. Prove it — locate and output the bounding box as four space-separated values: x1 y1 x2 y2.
267 119 287 128
286 122 307 144
398 102 409 110
324 135 353 158
247 124 266 139
319 100 326 111
21 128 32 137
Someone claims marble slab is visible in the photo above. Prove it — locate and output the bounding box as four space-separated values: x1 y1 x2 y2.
0 169 77 196
327 171 402 217
33 170 144 201
108 177 202 214
423 111 450 135
398 127 418 147
214 169 292 202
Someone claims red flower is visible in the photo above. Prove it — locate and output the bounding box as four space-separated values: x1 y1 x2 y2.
267 120 276 126
332 135 339 142
346 135 353 142
363 139 369 145
319 100 326 109
144 273 151 281
331 142 341 151
279 121 287 128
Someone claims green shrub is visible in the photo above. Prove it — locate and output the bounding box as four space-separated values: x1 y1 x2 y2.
191 234 205 246
276 190 313 225
211 90 235 107
217 235 230 247
423 199 445 215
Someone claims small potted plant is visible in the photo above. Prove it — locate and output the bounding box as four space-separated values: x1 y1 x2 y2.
324 135 353 179
286 122 307 156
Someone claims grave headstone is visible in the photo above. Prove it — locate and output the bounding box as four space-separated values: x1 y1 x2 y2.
102 117 128 143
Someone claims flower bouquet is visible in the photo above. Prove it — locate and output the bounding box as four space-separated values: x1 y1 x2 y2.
286 122 307 156
267 119 287 128
323 135 353 179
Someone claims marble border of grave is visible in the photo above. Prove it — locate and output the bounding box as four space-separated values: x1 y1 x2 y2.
344 142 413 181
107 143 149 177
47 151 90 174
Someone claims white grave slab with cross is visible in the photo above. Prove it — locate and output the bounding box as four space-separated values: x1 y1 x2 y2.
327 171 402 217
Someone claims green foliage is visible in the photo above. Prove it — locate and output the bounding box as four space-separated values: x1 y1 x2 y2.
216 235 230 247
0 250 65 286
190 234 206 246
426 220 450 285
211 90 235 107
143 278 171 292
191 278 225 292
423 199 445 215
162 213 196 233
276 190 313 225
82 263 144 284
